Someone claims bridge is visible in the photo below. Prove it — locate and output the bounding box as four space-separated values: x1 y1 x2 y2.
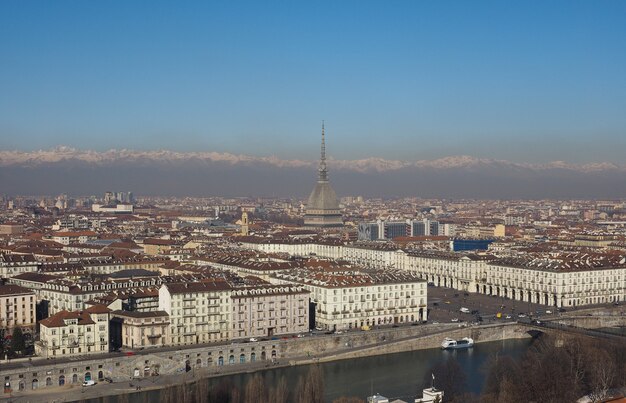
520 311 626 341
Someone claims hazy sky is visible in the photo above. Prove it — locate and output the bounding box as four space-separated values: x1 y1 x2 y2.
1 1 626 163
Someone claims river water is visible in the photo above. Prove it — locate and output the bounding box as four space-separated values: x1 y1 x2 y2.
90 338 533 402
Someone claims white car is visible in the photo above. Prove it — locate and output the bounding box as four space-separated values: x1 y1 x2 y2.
249 337 258 342
451 318 459 322
82 380 96 387
505 315 512 319
546 310 552 314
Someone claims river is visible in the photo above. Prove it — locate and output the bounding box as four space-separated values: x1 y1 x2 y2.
87 338 533 402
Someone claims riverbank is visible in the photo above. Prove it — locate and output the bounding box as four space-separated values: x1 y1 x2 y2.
0 322 532 403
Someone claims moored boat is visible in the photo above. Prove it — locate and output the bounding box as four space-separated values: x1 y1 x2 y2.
441 337 474 349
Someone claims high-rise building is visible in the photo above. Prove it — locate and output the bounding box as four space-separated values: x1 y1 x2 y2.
304 123 343 227
358 222 380 241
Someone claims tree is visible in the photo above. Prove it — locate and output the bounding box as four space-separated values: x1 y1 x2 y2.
586 349 615 402
481 354 522 401
332 397 365 403
269 376 289 403
10 327 25 356
423 356 467 402
244 374 267 403
295 365 325 403
194 380 210 403
209 379 238 403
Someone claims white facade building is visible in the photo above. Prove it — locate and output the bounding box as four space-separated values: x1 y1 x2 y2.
158 281 232 345
240 238 626 307
36 305 110 358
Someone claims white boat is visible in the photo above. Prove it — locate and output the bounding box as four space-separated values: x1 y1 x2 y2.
441 337 474 349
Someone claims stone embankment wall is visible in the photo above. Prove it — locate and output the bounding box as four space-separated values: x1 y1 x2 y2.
0 323 457 393
312 323 531 363
3 311 621 396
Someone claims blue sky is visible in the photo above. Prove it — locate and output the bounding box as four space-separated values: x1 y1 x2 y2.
1 1 625 162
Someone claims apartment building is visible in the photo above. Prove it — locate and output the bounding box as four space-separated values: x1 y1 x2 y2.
36 305 110 358
480 254 625 307
8 275 162 315
0 254 39 278
273 267 427 331
242 237 626 307
0 285 36 334
111 310 171 349
158 281 232 345
230 285 309 339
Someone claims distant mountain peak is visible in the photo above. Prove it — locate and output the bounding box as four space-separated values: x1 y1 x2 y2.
0 146 623 173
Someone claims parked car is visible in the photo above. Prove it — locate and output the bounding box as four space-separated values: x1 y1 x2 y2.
249 337 258 342
518 313 527 318
546 310 552 314
451 318 459 322
82 380 96 387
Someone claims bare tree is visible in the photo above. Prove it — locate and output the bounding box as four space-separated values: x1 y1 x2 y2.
587 349 615 402
195 380 209 403
423 356 467 402
244 374 267 403
269 375 289 403
295 365 325 403
332 397 365 403
231 386 241 403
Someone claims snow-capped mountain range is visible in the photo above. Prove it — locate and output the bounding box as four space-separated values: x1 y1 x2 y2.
0 146 623 173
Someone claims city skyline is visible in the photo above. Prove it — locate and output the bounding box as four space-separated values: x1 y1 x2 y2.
2 2 626 163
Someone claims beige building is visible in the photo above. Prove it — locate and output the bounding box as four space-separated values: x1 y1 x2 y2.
36 305 110 358
158 281 232 345
143 238 177 256
273 267 427 331
50 231 97 245
0 223 24 235
0 254 39 278
494 224 506 238
112 310 171 349
0 285 36 334
478 255 625 307
230 285 309 339
241 237 621 308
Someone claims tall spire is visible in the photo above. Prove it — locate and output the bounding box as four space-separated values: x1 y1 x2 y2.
318 121 328 182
